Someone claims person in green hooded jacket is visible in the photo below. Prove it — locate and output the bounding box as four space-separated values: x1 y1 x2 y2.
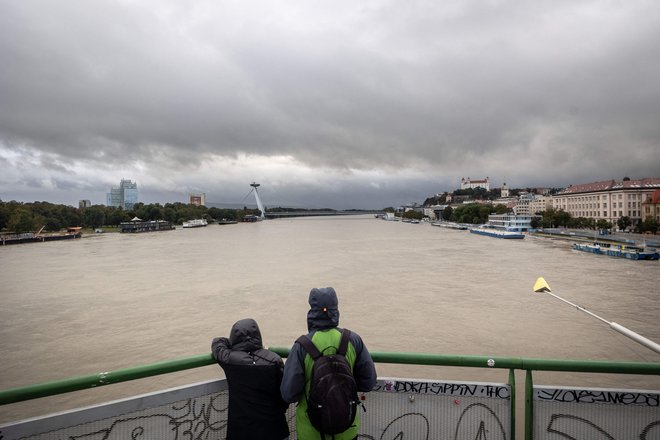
280 287 377 440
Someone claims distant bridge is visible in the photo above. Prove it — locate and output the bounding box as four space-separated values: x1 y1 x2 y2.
264 210 383 219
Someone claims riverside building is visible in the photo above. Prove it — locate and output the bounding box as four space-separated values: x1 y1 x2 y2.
642 190 660 223
513 192 535 216
189 193 206 206
529 195 552 215
551 177 660 227
106 179 138 210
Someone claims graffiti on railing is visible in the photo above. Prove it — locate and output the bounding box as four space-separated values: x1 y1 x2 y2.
5 381 658 440
537 388 659 406
357 403 507 440
358 380 510 439
454 403 507 440
360 413 430 440
66 394 227 440
375 379 510 399
535 386 660 440
544 414 660 440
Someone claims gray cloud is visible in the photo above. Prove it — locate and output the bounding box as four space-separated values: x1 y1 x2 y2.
1 0 659 208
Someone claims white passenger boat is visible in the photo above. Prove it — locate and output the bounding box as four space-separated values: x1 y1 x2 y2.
182 219 208 228
431 221 468 230
469 226 525 239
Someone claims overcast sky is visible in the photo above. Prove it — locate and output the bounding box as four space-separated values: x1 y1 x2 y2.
1 1 659 209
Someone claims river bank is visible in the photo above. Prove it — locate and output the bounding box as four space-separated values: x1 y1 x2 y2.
531 228 660 248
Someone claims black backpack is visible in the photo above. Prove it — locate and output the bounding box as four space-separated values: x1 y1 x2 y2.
296 328 359 437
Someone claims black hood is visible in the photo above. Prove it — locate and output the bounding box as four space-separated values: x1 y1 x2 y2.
229 318 263 352
307 287 340 331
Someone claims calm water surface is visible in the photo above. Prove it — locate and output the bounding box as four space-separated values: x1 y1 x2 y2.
1 216 659 423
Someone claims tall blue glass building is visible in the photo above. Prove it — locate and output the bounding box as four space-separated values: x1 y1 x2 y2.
106 179 138 210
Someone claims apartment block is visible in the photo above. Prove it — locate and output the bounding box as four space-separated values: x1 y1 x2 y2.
551 178 660 226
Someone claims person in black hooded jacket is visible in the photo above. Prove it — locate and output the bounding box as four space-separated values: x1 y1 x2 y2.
212 318 290 440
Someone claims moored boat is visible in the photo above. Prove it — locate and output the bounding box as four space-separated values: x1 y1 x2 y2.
0 227 82 245
182 219 208 228
431 221 468 230
469 226 525 239
119 220 175 233
572 242 659 260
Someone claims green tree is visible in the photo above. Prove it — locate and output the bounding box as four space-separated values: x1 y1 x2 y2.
107 207 129 226
538 207 572 228
82 206 106 229
441 206 453 221
163 207 177 223
0 203 10 230
493 204 509 214
44 217 62 232
402 210 423 220
132 202 147 220
596 219 612 231
7 208 35 233
638 218 659 234
617 216 632 231
145 204 164 221
451 203 494 224
555 209 572 227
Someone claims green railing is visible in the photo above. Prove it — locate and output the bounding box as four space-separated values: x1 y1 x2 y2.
1 350 659 440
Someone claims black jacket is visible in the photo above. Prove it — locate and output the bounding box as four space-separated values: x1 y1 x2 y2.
212 318 289 440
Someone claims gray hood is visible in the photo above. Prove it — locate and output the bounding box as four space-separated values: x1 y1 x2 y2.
306 287 340 331
229 318 263 352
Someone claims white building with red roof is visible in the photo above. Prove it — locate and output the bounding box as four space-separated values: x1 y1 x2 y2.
551 177 660 227
460 176 490 191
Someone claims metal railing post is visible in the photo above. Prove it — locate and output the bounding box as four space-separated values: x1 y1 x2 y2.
508 368 516 440
525 369 533 440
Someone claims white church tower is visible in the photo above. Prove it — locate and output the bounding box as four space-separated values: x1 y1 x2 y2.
501 182 509 198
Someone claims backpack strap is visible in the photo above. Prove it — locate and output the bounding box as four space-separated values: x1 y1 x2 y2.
337 328 351 356
296 328 352 358
296 335 322 360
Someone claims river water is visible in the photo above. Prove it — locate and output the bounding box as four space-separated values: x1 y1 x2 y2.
1 215 659 424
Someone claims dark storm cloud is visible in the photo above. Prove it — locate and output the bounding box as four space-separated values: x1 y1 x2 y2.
1 0 659 207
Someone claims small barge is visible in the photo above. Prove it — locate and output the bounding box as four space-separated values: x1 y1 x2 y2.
469 227 525 239
572 242 659 260
119 220 175 233
1 227 82 245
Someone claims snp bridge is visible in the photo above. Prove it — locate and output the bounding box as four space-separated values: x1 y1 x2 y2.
264 210 383 218
246 183 383 219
